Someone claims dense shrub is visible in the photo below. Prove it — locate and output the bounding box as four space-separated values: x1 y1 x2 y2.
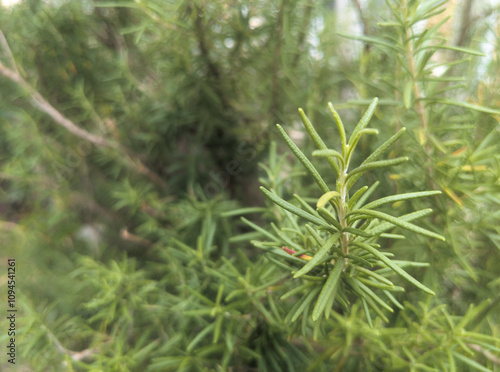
0 0 499 370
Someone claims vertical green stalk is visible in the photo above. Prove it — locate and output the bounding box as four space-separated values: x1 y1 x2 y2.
337 157 349 261
401 0 437 189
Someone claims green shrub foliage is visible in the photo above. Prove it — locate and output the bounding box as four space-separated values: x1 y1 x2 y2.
0 0 499 371
252 98 445 326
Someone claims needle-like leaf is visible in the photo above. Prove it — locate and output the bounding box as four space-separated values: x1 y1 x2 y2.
362 190 441 210
276 124 330 193
348 98 379 149
299 109 341 176
349 209 445 241
352 241 435 295
294 232 341 278
260 187 334 231
312 258 344 321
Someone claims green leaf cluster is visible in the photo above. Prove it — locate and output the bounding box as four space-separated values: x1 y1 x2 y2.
251 98 444 327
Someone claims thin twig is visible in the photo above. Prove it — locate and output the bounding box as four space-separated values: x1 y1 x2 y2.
455 0 474 47
43 325 101 362
0 50 166 187
352 0 371 50
467 343 500 365
120 228 154 247
0 61 115 148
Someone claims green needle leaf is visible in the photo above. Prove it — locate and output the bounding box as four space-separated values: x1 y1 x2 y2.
294 194 319 216
317 207 342 231
348 157 408 180
452 352 491 372
346 128 379 161
348 186 369 210
281 282 315 300
383 290 404 310
356 280 394 312
367 209 433 236
363 127 407 164
260 187 334 231
352 182 380 211
276 124 330 193
240 216 279 242
312 258 344 321
312 149 344 165
362 190 441 210
328 102 347 155
298 109 341 176
291 286 321 322
294 232 341 278
337 33 405 53
186 323 216 352
342 227 375 237
419 44 486 57
353 241 435 295
348 98 379 149
317 191 341 209
346 157 408 190
354 265 394 286
361 298 373 328
349 209 445 241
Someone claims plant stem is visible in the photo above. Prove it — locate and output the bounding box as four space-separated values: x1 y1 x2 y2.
338 169 349 264
404 18 428 135
401 2 438 190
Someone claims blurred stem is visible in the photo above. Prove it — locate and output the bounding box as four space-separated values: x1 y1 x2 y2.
0 30 19 74
42 324 101 362
0 60 115 148
270 0 285 116
352 0 371 52
337 168 349 264
401 4 438 189
292 0 313 67
403 21 428 135
467 343 500 365
0 48 166 187
455 0 474 47
193 3 229 111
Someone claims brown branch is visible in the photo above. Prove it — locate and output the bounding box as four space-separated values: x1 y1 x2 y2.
0 30 19 74
467 344 500 365
0 61 115 148
122 151 166 187
43 325 102 362
352 0 370 37
455 0 474 47
0 35 166 188
120 228 154 247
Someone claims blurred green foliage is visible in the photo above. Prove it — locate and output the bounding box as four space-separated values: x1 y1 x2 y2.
0 0 499 371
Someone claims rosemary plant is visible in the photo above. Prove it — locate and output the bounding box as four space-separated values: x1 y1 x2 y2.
248 98 445 327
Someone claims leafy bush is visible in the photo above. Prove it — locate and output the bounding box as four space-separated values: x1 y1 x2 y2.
0 0 499 371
